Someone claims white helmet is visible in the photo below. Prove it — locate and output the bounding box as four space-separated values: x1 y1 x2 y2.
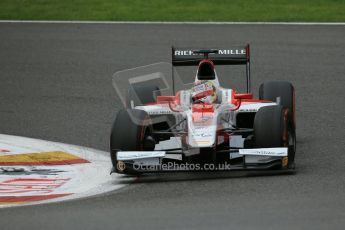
191 80 217 104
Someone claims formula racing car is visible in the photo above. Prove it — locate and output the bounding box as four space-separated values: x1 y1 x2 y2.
110 44 296 175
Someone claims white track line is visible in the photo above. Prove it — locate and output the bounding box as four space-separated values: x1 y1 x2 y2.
0 20 344 25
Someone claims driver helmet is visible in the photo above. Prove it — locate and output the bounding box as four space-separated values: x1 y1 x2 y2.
191 80 217 104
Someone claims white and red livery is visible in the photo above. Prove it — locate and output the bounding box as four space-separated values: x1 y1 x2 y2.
110 45 296 175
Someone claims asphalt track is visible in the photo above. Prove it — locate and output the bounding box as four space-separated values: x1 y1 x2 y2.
0 23 345 229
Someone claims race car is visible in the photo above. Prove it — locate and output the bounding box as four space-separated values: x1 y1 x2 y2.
110 44 296 175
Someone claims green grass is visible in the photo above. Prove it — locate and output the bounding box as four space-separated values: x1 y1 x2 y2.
0 0 344 22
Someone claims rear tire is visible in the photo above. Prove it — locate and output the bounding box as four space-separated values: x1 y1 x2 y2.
254 105 295 168
110 109 153 174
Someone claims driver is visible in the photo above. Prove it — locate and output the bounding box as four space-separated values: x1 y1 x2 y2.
191 80 217 104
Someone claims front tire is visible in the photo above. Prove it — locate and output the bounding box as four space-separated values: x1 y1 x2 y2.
110 109 153 174
259 81 295 129
254 105 295 168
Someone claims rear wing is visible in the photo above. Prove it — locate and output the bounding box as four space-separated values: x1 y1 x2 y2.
172 45 250 66
171 44 251 93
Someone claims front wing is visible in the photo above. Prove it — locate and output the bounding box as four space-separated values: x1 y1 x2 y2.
112 147 293 174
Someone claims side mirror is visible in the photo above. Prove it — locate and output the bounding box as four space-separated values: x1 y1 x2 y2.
234 93 253 100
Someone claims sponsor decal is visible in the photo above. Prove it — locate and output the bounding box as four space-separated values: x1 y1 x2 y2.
174 49 245 56
147 110 172 115
239 148 288 157
193 133 213 138
188 123 217 147
180 90 191 107
193 115 213 124
192 81 213 94
221 89 232 104
238 109 258 112
190 126 208 133
0 151 90 166
174 50 195 56
116 161 126 172
141 106 173 115
200 133 212 138
238 103 277 113
218 49 246 55
117 151 165 160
